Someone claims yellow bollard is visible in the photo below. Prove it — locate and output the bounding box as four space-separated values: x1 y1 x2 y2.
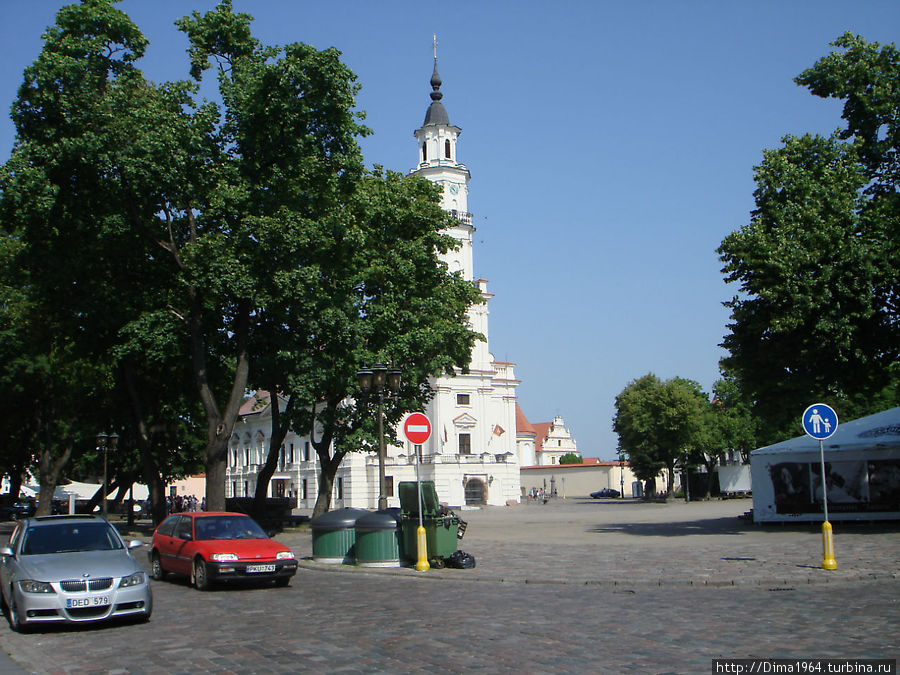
415 525 430 571
821 520 837 570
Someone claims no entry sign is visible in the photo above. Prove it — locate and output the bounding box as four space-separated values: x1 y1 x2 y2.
403 412 432 445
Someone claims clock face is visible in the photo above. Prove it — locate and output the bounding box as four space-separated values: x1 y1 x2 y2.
449 183 459 195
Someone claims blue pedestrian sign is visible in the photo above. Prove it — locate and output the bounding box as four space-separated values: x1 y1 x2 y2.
802 403 839 440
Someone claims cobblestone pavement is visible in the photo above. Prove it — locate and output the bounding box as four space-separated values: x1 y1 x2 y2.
0 498 896 674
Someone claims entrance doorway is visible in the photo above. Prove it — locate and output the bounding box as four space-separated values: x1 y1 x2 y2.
464 478 486 505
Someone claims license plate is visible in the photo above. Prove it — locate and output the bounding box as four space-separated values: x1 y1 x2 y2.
67 596 110 608
245 564 276 573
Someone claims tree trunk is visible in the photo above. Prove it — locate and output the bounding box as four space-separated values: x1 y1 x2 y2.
205 444 229 512
312 469 334 520
35 442 72 517
311 439 346 520
147 474 167 525
194 297 250 513
7 467 23 505
121 362 171 525
666 464 676 498
704 458 718 499
252 392 293 522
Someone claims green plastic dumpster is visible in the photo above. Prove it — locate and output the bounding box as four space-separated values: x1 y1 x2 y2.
310 507 368 564
398 481 460 564
355 510 401 567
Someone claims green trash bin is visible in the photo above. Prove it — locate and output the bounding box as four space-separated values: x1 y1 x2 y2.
310 507 368 564
355 510 401 567
398 481 460 563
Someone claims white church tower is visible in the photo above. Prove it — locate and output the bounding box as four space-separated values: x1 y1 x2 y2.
224 43 524 510
405 42 522 506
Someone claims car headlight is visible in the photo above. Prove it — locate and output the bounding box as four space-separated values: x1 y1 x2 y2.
18 580 55 594
210 553 238 562
119 571 146 588
276 551 295 560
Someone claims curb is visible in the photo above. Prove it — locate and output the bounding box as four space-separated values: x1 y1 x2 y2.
295 558 900 589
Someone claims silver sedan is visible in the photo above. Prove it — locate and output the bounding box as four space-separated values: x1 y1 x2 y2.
0 514 152 631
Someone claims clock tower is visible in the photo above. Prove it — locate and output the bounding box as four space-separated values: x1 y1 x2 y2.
411 47 474 282
406 40 520 511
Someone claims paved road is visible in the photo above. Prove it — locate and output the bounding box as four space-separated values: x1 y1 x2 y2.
0 498 896 674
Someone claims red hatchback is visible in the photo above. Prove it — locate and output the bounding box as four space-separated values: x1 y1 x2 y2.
149 512 297 590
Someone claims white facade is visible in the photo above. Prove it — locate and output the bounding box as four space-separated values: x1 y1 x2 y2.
225 53 522 509
537 416 579 466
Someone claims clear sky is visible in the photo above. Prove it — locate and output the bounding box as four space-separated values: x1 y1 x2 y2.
2 1 898 459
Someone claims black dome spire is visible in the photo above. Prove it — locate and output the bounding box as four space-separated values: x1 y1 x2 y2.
423 38 449 126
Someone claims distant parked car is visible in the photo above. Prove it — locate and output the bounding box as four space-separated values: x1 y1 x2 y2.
590 488 620 499
0 514 151 631
149 512 297 590
0 499 36 521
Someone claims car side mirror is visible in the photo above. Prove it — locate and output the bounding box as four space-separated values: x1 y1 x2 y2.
180 533 192 541
0 547 13 558
127 540 143 550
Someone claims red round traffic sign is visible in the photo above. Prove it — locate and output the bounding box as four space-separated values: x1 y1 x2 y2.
403 412 432 445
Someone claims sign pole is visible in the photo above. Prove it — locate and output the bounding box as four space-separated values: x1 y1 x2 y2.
818 439 829 524
818 437 837 570
416 445 424 530
402 413 432 572
414 444 429 572
802 403 838 571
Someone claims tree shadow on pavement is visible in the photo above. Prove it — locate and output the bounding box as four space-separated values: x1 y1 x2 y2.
586 517 761 537
587 517 900 538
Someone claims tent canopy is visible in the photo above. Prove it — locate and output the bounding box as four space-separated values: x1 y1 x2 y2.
752 406 900 456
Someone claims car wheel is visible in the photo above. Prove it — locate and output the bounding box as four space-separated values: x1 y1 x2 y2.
193 558 211 591
274 577 290 588
150 552 167 581
8 593 26 633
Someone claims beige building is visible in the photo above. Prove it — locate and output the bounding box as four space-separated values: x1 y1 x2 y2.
521 460 637 499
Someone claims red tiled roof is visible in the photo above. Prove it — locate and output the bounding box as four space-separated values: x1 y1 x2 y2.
239 391 270 416
515 404 536 436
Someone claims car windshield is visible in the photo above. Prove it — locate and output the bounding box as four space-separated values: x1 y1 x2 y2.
21 522 123 555
194 516 267 541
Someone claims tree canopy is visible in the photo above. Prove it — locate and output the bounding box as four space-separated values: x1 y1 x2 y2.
613 374 708 498
0 0 480 517
718 33 900 442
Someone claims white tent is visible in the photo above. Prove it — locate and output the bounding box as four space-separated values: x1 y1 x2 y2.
16 481 150 505
751 406 900 523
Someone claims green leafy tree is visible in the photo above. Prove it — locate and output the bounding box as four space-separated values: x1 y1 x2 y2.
559 453 583 465
0 0 157 514
719 33 900 441
250 169 481 519
613 374 707 498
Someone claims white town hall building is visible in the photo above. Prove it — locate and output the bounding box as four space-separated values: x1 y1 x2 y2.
225 52 532 508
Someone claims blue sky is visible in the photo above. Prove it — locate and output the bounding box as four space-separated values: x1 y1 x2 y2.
2 1 898 459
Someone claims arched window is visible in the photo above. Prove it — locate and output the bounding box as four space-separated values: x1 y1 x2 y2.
422 142 427 162
444 139 451 159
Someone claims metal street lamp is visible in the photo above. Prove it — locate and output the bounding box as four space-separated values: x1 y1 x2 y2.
96 431 119 518
357 365 402 511
618 451 625 499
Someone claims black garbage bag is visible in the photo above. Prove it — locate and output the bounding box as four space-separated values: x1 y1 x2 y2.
446 550 476 569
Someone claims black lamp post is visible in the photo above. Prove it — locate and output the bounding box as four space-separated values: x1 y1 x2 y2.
96 431 119 518
357 365 402 511
618 451 625 498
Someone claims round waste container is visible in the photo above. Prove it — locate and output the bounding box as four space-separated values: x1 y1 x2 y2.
355 510 401 567
310 507 368 564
